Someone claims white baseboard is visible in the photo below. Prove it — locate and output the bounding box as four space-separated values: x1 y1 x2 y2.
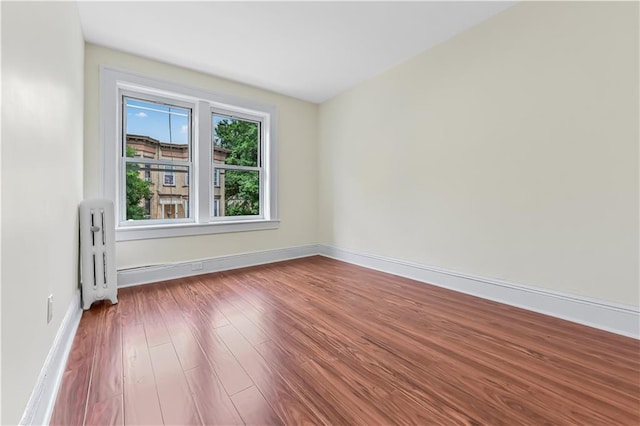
117 244 320 287
318 245 640 339
19 289 82 426
115 242 638 339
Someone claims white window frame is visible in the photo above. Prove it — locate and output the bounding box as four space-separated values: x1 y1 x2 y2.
101 67 279 241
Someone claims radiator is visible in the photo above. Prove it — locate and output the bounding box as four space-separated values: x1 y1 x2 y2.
80 199 118 310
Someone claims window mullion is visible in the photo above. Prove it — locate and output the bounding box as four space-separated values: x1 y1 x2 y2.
123 157 191 167
214 164 261 172
196 100 211 223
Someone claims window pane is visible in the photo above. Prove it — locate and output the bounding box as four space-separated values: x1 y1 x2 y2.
213 168 259 217
125 162 190 221
125 97 191 161
212 114 259 167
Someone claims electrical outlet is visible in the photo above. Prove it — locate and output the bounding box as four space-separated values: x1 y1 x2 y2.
47 295 53 324
191 262 203 271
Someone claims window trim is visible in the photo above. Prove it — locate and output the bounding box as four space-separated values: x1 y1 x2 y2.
101 67 279 241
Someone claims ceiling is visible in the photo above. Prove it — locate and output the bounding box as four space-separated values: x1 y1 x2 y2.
77 1 515 104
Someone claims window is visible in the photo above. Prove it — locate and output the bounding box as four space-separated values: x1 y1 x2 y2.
144 198 151 218
102 68 278 241
163 166 175 186
212 112 261 218
213 199 220 217
123 97 190 222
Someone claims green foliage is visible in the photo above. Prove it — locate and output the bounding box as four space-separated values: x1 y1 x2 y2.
215 120 259 215
224 170 259 216
216 119 258 167
125 146 152 220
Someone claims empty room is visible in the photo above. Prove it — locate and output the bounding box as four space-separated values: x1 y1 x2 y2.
1 1 638 425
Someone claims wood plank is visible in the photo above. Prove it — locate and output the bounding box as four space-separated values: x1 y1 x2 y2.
215 324 330 424
136 284 171 348
254 339 394 425
185 365 244 425
87 303 122 405
230 386 283 426
152 284 209 371
148 342 202 425
216 273 309 349
191 276 271 345
168 281 255 396
84 393 123 426
118 287 143 325
122 322 163 426
168 277 230 329
50 307 102 426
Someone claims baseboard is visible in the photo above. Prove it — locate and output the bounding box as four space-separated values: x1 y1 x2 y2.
117 244 320 287
317 245 640 339
115 242 639 339
19 289 82 426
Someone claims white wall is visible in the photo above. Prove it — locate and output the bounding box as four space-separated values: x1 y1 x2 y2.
0 4 3 422
1 2 85 424
318 1 639 307
84 44 318 270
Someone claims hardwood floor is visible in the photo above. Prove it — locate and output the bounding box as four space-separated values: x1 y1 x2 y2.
51 256 640 425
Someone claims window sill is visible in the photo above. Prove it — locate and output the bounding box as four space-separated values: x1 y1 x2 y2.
115 219 280 242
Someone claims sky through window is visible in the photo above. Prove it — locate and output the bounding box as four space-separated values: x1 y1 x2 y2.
125 98 189 144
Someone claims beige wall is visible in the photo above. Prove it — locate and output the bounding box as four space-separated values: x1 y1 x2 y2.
318 1 639 307
84 44 318 269
1 2 85 424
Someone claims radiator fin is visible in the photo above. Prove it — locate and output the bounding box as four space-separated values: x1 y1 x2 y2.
90 210 95 247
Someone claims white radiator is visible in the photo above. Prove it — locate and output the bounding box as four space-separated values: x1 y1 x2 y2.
80 199 118 310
